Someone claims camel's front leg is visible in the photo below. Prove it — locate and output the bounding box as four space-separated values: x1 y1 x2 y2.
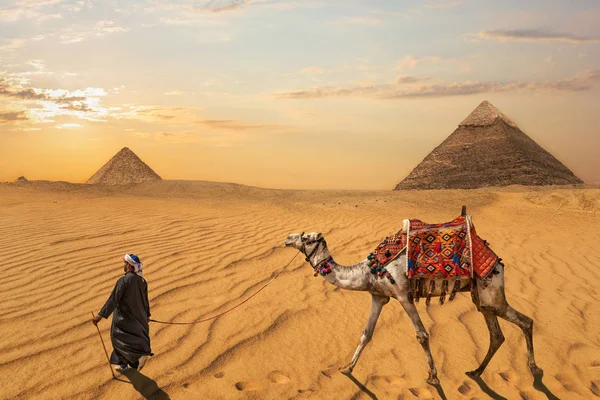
398 297 440 385
466 310 504 377
339 294 389 375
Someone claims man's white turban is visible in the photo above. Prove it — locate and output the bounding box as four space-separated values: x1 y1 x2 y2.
124 254 143 277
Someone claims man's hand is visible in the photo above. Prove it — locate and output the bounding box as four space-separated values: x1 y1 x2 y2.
92 315 102 326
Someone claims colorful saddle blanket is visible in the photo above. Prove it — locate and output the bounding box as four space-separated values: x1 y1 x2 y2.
369 215 498 279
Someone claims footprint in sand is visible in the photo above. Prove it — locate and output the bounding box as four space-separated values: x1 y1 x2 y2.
458 381 475 396
590 380 600 397
320 367 338 378
369 375 407 391
235 381 262 391
214 372 225 379
555 373 580 392
498 370 519 384
518 390 536 400
408 387 434 399
592 360 600 367
268 371 291 384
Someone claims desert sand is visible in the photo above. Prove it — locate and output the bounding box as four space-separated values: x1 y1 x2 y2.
0 181 599 400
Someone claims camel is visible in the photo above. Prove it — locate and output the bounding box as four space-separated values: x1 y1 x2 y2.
284 227 543 386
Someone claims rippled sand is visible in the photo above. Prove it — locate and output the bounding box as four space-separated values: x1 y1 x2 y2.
0 181 598 399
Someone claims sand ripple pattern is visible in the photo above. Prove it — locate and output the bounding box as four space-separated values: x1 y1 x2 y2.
0 182 598 399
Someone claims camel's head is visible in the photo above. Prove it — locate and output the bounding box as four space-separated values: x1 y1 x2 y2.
285 232 323 250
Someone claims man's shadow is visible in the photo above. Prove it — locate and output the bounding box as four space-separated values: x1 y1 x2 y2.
120 369 171 400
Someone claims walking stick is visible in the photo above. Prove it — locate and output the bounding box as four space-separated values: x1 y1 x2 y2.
91 311 116 380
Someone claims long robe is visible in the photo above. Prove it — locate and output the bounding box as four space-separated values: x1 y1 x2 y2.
99 271 153 365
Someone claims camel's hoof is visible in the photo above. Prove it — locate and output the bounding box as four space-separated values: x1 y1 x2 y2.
530 366 544 378
339 366 353 376
426 377 440 386
465 370 481 379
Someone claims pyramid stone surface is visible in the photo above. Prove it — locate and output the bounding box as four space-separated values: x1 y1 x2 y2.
86 147 162 185
395 101 583 190
15 176 28 183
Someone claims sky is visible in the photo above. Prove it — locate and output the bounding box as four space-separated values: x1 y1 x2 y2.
1 0 599 189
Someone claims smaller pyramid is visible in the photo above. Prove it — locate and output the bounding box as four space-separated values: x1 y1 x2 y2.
87 147 162 185
15 176 28 183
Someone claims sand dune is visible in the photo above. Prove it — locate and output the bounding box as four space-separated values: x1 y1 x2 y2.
0 181 599 399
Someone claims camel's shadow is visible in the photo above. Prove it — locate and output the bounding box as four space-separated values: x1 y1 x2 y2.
342 370 560 400
341 371 449 400
467 372 560 400
342 372 379 400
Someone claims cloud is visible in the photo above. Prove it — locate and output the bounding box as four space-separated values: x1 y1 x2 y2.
301 66 325 74
273 85 385 99
132 106 189 121
145 0 325 19
0 110 28 123
0 78 110 124
334 16 383 25
164 90 185 95
0 78 85 102
396 55 440 71
8 59 54 77
273 69 600 100
0 0 64 22
56 123 82 128
477 29 600 44
59 20 129 44
201 0 249 13
424 0 463 9
197 119 283 131
0 79 106 105
0 38 26 52
397 76 429 84
191 0 326 13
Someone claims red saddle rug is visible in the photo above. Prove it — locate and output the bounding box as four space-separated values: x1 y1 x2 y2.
369 215 498 280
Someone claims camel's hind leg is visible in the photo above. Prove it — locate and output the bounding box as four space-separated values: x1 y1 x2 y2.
397 297 439 385
495 304 543 377
466 311 505 377
339 294 389 375
476 263 543 378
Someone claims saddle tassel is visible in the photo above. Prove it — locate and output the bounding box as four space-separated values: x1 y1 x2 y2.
439 280 448 305
449 279 461 302
407 279 415 304
415 278 422 302
425 280 435 306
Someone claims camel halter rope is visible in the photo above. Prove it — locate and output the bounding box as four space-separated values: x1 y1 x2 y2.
148 251 299 325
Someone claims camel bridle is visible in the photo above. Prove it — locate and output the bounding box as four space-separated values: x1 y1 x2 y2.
299 233 329 271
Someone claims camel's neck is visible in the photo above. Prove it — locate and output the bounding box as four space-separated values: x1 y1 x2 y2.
312 247 371 291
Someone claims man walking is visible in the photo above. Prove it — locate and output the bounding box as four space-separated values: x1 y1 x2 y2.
93 253 153 372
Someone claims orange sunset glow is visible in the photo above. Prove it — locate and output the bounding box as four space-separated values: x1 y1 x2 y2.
1 1 599 188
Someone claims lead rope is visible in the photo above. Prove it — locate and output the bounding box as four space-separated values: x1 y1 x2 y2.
149 252 299 325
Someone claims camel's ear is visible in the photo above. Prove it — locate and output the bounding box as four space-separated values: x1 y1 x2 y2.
317 232 323 240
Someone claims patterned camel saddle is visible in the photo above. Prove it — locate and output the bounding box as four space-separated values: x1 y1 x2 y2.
367 209 499 281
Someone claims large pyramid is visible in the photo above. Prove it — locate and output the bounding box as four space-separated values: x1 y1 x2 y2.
395 101 583 190
87 147 162 185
